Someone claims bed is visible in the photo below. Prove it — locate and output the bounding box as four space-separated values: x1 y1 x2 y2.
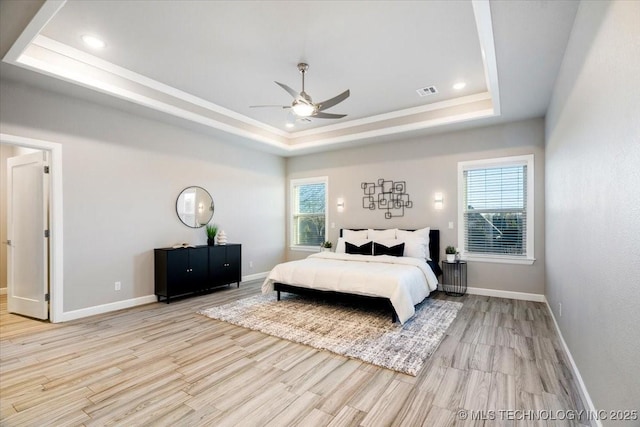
262 228 442 324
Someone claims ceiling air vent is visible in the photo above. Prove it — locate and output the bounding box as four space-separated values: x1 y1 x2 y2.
416 86 438 97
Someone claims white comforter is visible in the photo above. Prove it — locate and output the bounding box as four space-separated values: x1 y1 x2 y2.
262 252 439 324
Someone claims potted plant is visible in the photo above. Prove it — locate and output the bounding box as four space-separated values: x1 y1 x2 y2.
445 245 457 262
320 241 332 252
206 224 218 246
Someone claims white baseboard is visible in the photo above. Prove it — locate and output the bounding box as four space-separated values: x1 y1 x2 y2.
242 272 268 282
57 274 268 323
0 287 6 295
58 294 157 322
454 285 546 302
544 297 602 427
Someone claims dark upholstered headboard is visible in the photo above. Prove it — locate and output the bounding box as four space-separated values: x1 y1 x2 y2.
339 228 440 265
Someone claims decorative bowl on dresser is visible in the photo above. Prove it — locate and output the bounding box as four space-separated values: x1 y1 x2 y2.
154 244 241 303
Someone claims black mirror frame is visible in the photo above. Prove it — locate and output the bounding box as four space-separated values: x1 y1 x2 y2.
175 186 214 228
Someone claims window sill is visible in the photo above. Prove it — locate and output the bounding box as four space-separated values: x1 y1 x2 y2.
289 246 321 253
461 255 536 265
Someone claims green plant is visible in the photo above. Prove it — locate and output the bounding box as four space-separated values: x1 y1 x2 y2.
445 245 457 254
206 224 218 239
321 241 333 248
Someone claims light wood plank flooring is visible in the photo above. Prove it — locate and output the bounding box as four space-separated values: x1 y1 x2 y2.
0 282 593 426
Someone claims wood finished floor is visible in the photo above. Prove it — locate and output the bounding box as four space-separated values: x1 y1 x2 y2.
0 282 593 426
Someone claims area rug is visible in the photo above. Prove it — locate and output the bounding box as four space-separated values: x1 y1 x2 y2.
198 293 462 376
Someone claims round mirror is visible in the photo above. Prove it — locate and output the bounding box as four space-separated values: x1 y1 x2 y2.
176 186 214 228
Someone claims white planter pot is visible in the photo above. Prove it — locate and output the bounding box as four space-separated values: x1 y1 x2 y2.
446 254 456 262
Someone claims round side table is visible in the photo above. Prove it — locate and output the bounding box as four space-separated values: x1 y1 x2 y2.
441 261 467 296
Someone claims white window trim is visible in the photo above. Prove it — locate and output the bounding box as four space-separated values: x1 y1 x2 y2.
290 176 328 251
457 154 535 265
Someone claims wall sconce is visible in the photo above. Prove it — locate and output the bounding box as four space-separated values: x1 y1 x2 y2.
434 192 444 210
337 198 345 212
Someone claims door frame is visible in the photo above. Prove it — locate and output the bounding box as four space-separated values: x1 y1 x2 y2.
1 133 63 323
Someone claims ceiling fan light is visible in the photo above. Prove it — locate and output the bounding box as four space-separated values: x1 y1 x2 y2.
292 102 315 117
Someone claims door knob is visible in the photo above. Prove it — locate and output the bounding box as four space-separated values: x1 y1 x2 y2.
2 240 11 246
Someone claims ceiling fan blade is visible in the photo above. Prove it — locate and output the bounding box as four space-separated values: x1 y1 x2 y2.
317 89 350 111
275 81 300 99
313 111 347 119
252 65 349 119
249 105 291 109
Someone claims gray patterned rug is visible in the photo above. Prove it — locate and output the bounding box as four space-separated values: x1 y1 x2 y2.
198 293 462 376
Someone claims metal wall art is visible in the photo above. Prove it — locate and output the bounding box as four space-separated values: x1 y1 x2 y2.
361 179 413 219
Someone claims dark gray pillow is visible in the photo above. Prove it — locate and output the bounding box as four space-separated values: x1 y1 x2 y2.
345 241 373 255
373 242 405 257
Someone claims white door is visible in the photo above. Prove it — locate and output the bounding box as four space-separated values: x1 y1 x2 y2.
7 151 49 319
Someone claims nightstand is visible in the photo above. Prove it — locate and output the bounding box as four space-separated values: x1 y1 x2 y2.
441 261 467 296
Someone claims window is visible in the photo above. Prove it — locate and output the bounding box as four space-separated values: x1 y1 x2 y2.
457 155 535 264
290 177 328 250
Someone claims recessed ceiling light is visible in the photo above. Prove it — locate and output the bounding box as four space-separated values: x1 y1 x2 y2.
285 122 295 128
453 82 466 90
81 35 106 49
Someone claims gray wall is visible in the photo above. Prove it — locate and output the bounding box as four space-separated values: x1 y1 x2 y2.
0 78 286 312
545 0 640 418
287 118 546 295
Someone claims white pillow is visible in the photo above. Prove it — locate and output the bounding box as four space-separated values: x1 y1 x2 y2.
374 237 427 259
367 229 397 240
336 237 371 254
342 229 368 240
402 236 429 260
397 227 430 240
397 227 431 260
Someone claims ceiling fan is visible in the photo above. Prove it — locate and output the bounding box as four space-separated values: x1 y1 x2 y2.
250 63 350 120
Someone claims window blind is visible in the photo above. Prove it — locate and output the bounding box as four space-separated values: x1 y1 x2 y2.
463 165 527 256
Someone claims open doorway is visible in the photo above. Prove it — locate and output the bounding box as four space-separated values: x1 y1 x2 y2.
0 134 63 322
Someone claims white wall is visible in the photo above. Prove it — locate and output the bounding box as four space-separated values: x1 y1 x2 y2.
287 118 546 295
545 0 640 416
0 78 286 312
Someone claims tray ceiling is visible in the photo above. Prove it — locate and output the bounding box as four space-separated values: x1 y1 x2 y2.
2 0 579 156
